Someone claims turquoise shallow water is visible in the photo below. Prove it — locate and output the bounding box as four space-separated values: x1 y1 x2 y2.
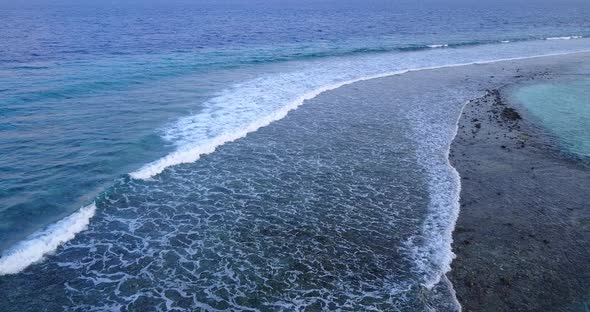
513 78 590 158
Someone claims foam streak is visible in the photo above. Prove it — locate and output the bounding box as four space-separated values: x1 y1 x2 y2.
545 36 583 40
0 203 96 275
130 49 590 180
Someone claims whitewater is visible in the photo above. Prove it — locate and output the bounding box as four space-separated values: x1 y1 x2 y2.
1 37 590 285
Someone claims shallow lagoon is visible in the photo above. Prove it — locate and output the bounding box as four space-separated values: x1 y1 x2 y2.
512 78 590 158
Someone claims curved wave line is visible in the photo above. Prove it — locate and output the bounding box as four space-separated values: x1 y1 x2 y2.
130 49 590 180
0 203 96 275
4 49 590 276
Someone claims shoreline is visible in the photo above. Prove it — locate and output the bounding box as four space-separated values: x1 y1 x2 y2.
132 49 590 180
1 50 589 311
448 78 590 309
5 49 590 278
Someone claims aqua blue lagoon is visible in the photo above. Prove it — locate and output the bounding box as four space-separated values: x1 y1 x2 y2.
513 79 590 159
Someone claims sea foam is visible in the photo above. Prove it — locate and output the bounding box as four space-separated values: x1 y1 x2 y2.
6 38 590 276
130 76 409 179
131 38 590 181
427 44 449 48
405 99 472 292
0 203 96 275
545 36 583 40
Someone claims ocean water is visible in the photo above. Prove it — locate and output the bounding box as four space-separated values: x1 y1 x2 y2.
512 78 590 159
2 0 590 310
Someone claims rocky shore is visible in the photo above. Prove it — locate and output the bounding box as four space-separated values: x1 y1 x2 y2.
448 87 590 311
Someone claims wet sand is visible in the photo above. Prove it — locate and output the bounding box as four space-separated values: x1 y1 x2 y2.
448 65 590 310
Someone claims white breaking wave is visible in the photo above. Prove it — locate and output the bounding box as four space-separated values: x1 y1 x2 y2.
546 36 583 40
6 38 590 277
406 98 473 292
500 40 511 43
130 75 408 179
427 44 449 48
0 203 96 275
131 38 590 180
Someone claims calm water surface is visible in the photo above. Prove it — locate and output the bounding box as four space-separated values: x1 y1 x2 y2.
513 78 590 158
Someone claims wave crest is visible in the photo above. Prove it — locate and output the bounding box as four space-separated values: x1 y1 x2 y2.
545 35 583 40
0 203 96 275
131 39 590 180
427 44 449 48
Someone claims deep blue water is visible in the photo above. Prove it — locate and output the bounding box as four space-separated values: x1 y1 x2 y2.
1 0 590 310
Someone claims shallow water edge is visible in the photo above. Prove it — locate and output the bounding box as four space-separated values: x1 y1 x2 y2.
448 55 590 310
1 51 589 311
